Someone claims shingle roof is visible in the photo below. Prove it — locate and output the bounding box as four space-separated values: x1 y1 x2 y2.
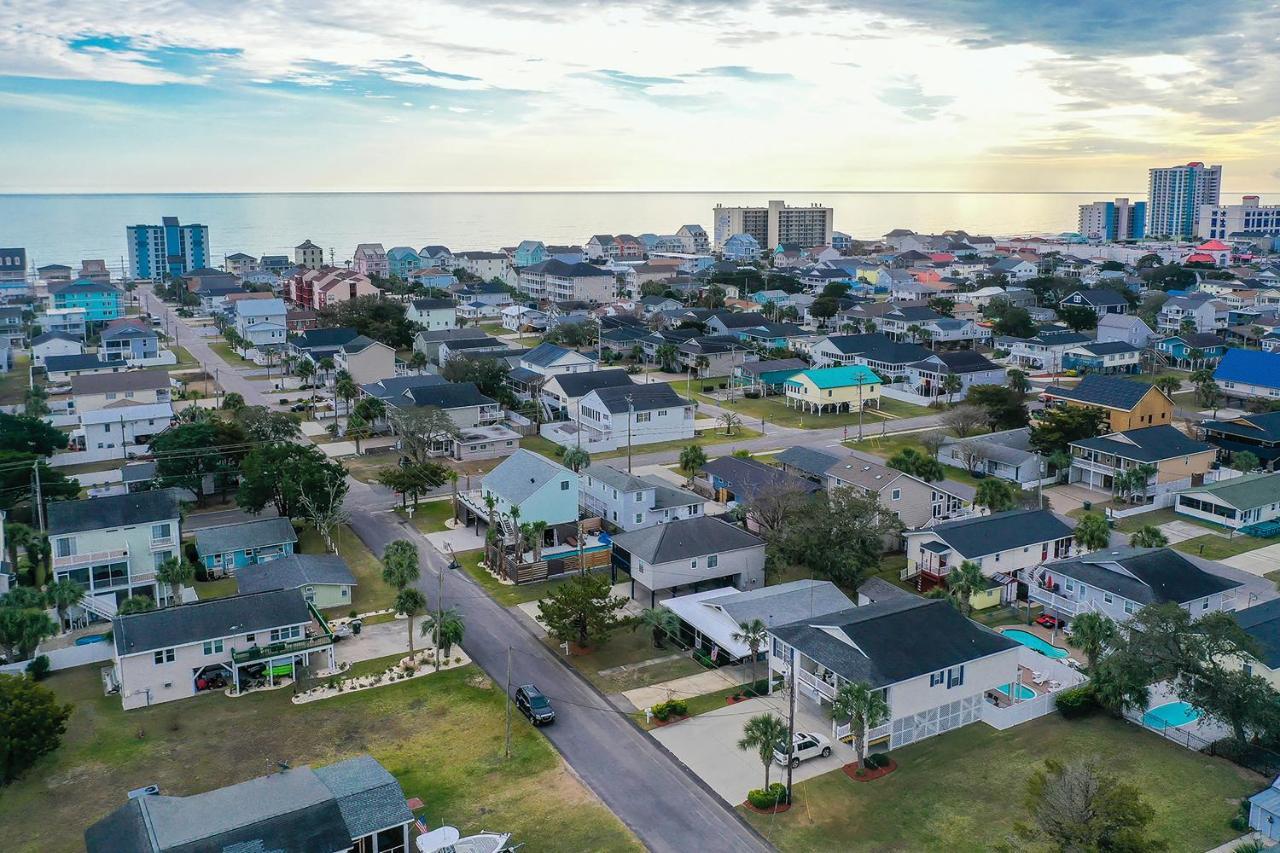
113 588 311 656
1043 375 1160 411
44 353 113 373
549 368 634 398
398 382 494 410
292 327 360 350
771 597 1019 690
1045 547 1241 606
1072 425 1212 462
705 580 855 630
1235 598 1280 668
1179 472 1280 510
711 311 769 329
1069 340 1141 356
522 342 577 367
49 488 181 535
236 554 357 594
1065 288 1128 307
32 331 82 346
411 298 454 310
817 334 931 364
925 350 1002 373
700 456 821 502
737 358 808 377
588 383 689 414
195 517 298 558
584 463 651 493
1202 411 1280 442
483 449 575 504
612 516 763 564
924 509 1072 558
70 370 171 395
313 755 414 841
1215 348 1280 389
360 375 447 399
776 446 841 479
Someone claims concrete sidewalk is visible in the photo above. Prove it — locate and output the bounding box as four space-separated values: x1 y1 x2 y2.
1219 541 1280 577
623 663 752 711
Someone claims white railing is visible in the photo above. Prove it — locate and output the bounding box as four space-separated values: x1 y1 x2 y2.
982 692 1057 730
149 537 175 551
833 719 891 743
80 593 118 620
53 548 129 570
796 669 837 700
1027 586 1081 616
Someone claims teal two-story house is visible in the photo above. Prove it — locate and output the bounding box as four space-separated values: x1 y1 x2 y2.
194 517 298 573
1156 333 1228 369
475 449 579 527
49 279 124 323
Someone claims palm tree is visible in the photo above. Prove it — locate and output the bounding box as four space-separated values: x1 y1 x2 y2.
354 396 385 431
718 411 743 436
1047 449 1072 484
731 618 769 689
943 560 985 618
832 681 890 768
44 579 84 631
482 493 497 536
940 373 963 405
4 522 37 582
628 344 645 364
562 446 591 472
420 607 465 666
655 343 678 372
1006 369 1030 396
346 412 370 453
635 607 680 648
335 374 358 418
1069 612 1117 671
1129 525 1167 549
905 323 922 343
381 539 421 590
678 444 707 484
447 470 460 522
409 351 429 374
1154 375 1182 398
737 713 789 792
317 356 336 385
1074 512 1110 552
527 520 548 562
118 596 156 616
395 587 427 655
156 557 195 606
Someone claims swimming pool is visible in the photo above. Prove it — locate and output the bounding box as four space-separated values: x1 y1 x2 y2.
75 633 109 646
1002 629 1069 659
996 683 1038 701
1142 701 1200 730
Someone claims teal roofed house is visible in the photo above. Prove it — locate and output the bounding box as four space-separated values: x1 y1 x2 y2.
784 364 882 414
385 246 422 279
514 240 548 267
49 279 123 323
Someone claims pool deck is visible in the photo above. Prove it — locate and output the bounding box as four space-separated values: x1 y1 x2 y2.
998 623 1085 663
985 665 1057 709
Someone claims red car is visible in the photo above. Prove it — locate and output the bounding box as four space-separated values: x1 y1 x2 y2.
1036 615 1065 629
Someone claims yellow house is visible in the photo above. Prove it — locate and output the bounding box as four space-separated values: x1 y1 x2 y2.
783 365 881 414
1042 374 1173 432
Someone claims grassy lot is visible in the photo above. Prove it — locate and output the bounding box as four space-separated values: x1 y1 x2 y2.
340 451 400 484
846 435 984 487
168 344 200 369
399 498 457 534
1173 532 1273 561
553 628 707 695
1267 569 1280 590
741 712 1260 853
0 355 29 405
207 340 256 367
59 459 125 476
686 389 935 430
297 524 394 615
194 577 238 600
0 665 639 853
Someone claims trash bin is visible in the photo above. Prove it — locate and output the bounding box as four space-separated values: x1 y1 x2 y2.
351 620 363 636
1082 501 1092 511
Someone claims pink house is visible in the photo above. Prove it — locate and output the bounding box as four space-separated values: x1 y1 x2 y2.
352 243 389 277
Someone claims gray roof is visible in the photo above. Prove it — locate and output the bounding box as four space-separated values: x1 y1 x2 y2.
121 461 157 484
771 597 1019 690
48 488 181 535
483 449 575 504
112 588 312 656
584 463 650 493
1236 598 1280 668
101 324 157 341
411 297 455 311
522 342 576 367
312 755 414 840
1044 375 1162 411
1064 288 1128 307
645 477 704 509
399 382 494 410
738 358 808 377
549 368 635 398
818 333 931 364
32 331 82 346
414 327 491 343
1072 425 1211 463
858 577 912 603
588 383 688 413
1045 547 1241 606
71 370 171 395
924 509 1073 559
361 375 447 399
1069 340 1141 356
195 517 298 557
612 516 763 564
44 353 112 373
776 446 841 479
702 456 822 502
236 554 357 595
708 579 855 627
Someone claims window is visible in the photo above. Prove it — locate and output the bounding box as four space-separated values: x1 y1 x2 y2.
1244 663 1253 677
202 639 223 655
152 523 171 541
635 493 643 501
1103 592 1114 605
636 411 651 423
930 671 945 687
690 558 698 569
269 625 301 642
707 554 718 569
635 513 643 524
1065 580 1074 592
1202 599 1210 610
154 648 175 664
946 665 965 688
560 480 570 491
55 537 75 558
891 488 901 501
1124 599 1136 614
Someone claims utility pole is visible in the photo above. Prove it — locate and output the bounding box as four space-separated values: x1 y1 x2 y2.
786 645 797 804
435 561 444 672
504 645 513 759
625 394 634 473
32 459 44 532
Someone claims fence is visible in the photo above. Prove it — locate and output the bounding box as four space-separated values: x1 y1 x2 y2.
881 384 938 407
0 639 114 675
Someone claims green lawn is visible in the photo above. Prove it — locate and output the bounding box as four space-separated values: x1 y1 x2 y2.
59 459 125 476
194 577 238 600
168 344 200 369
0 665 639 853
455 548 619 607
845 435 985 487
207 341 256 367
399 498 457 534
0 356 30 405
1173 532 1273 561
552 628 707 695
742 712 1261 853
686 389 935 431
297 524 395 614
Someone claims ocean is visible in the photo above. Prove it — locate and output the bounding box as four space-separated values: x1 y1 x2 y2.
0 190 1246 273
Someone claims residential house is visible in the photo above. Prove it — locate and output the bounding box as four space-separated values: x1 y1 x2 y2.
43 353 127 382
48 279 123 323
519 342 598 378
825 456 975 532
545 245 585 264
233 298 288 358
783 365 881 414
105 588 334 709
40 306 89 338
989 257 1038 280
37 262 72 283
698 456 821 508
540 368 635 421
1201 411 1280 467
195 517 298 574
408 268 456 290
470 449 579 528
1158 294 1226 335
580 464 706 531
677 224 710 254
612 515 766 606
1215 349 1280 402
1059 288 1129 316
705 311 769 338
75 402 174 453
501 305 547 332
585 235 617 260
100 322 161 363
736 321 808 351
385 246 422 279
732 357 807 393
767 597 1022 750
67 371 172 415
224 252 258 276
333 335 395 385
351 243 388 277
1234 600 1280 693
236 554 357 609
448 423 524 462
1175 473 1280 531
49 489 183 622
1041 374 1174 431
722 233 761 261
1096 313 1157 348
1025 547 1241 625
809 333 931 379
1156 333 1227 369
407 297 457 331
939 428 1046 488
903 509 1075 600
31 331 83 368
381 382 503 449
285 268 379 311
258 255 290 274
185 272 244 313
437 335 511 366
453 250 514 284
541 383 694 452
1061 340 1142 375
85 755 412 852
411 327 492 363
294 238 325 268
1001 328 1093 371
513 240 548 267
1069 424 1216 497
518 259 617 304
0 306 24 349
287 326 361 364
418 245 453 268
775 446 842 482
675 334 753 376
907 350 1005 398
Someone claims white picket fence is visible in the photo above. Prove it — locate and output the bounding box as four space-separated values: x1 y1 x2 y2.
0 639 114 675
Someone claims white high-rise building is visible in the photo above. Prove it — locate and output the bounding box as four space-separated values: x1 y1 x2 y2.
712 200 833 251
1146 162 1222 238
1077 198 1146 241
1199 196 1280 241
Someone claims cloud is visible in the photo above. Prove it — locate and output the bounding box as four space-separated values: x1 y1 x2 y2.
573 69 685 93
682 65 794 82
877 75 952 121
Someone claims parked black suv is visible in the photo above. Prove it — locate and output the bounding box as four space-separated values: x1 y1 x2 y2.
515 684 555 726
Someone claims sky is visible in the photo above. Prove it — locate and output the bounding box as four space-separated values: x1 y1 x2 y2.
1 0 1279 193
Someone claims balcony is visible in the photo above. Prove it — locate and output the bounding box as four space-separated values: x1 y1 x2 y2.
53 548 129 571
231 633 334 664
795 668 837 700
1027 584 1081 616
150 536 176 551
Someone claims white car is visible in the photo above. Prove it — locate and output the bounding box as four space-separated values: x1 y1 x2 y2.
774 732 832 768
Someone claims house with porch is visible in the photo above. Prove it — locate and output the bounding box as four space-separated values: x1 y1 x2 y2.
1235 600 1280 694
106 588 334 710
436 335 511 367
611 515 765 607
1158 294 1225 335
1024 547 1241 626
1174 473 1280 531
382 382 504 452
1156 333 1227 369
329 335 394 385
1068 424 1216 497
580 463 706 531
906 350 1005 399
540 383 694 453
824 457 975 532
902 509 1075 602
1201 411 1280 468
463 449 579 531
412 327 492 363
31 331 83 368
1061 340 1142 375
939 428 1046 488
1001 329 1093 371
85 754 413 853
809 333 932 378
74 402 174 457
99 323 162 363
235 554 357 609
195 517 298 574
407 297 457 331
783 365 881 415
731 357 807 394
697 456 821 514
49 490 183 624
66 370 172 415
1096 313 1156 348
540 368 635 421
767 596 1022 751
1040 374 1174 431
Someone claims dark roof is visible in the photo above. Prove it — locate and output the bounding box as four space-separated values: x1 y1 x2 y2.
236 555 357 594
550 368 635 398
415 327 491 343
1043 374 1161 411
925 350 1001 374
291 327 360 350
1064 288 1128 307
195 517 298 557
113 589 312 656
711 311 769 329
525 259 613 277
1235 598 1280 668
1203 411 1280 443
818 333 931 364
887 305 944 322
776 446 841 479
522 342 578 367
588 383 688 413
612 516 763 564
49 278 118 295
48 488 181 535
100 324 157 341
771 597 1019 690
32 331 82 346
1046 547 1241 606
701 456 822 502
360 375 447 399
1070 340 1141 356
399 382 494 410
440 336 507 351
340 335 381 354
44 353 113 373
410 297 454 310
926 509 1072 558
1072 425 1212 462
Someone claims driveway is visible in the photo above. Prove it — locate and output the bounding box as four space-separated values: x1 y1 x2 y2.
333 618 411 666
1157 520 1215 545
1043 483 1109 515
1218 541 1280 577
650 693 856 804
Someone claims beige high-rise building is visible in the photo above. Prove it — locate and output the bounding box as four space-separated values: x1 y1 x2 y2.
294 239 325 268
712 200 833 252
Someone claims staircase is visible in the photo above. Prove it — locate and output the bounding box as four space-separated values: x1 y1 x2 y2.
497 513 519 543
80 593 118 620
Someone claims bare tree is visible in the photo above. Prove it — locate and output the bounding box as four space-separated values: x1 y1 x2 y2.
745 481 813 538
941 404 989 438
388 405 461 464
919 430 946 460
299 478 352 554
957 439 993 474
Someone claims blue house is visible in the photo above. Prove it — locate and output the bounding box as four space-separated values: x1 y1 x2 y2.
1217 348 1280 402
100 323 160 362
195 517 298 573
514 241 548 267
470 449 579 527
1157 333 1228 369
386 247 423 279
49 279 123 323
722 233 761 261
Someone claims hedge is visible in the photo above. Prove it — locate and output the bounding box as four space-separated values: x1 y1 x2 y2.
652 698 689 721
1054 684 1099 718
747 782 788 810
